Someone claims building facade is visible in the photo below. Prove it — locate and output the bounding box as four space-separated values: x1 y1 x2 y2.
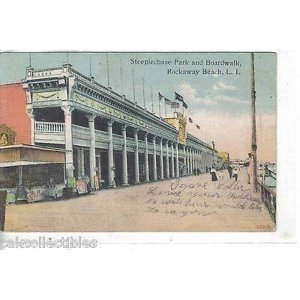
19 63 220 189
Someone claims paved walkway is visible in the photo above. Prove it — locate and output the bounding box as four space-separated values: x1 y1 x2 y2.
4 168 275 232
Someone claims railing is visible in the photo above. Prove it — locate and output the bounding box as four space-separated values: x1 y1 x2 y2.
257 180 276 223
34 121 65 133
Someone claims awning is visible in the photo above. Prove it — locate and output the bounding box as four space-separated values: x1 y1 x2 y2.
0 161 65 168
0 144 66 167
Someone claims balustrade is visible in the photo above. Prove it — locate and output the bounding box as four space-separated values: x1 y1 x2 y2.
34 121 65 133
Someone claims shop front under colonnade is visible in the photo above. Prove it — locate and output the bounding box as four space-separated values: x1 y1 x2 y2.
22 63 219 189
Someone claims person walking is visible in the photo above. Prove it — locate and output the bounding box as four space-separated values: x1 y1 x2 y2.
210 165 218 181
232 167 239 181
228 165 233 179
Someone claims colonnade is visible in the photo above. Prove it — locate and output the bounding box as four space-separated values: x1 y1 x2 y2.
60 107 209 189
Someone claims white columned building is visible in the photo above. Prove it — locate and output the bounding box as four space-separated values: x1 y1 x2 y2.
22 64 222 189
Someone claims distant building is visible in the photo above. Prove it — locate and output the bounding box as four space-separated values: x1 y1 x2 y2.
218 151 230 167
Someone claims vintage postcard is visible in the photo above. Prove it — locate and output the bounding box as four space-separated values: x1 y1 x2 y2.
0 52 276 232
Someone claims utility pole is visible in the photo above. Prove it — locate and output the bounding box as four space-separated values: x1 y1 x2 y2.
250 52 258 192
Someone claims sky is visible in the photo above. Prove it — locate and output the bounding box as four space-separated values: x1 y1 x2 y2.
0 52 276 162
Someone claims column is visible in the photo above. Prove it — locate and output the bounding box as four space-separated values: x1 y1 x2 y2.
166 141 170 179
88 114 96 189
96 153 102 180
184 146 187 176
171 142 175 178
192 149 195 174
144 133 150 182
77 148 81 178
80 148 85 177
108 119 115 188
159 138 164 180
186 148 189 175
26 107 35 145
62 105 74 178
176 142 179 178
190 148 193 175
189 148 192 175
153 136 157 181
134 128 140 184
122 124 129 186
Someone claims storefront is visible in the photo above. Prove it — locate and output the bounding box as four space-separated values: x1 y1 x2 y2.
0 145 66 203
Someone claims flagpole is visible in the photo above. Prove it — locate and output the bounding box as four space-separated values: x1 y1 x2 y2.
151 86 154 113
250 52 258 192
158 94 161 118
164 99 167 118
106 53 110 87
89 54 92 77
142 77 146 109
132 68 136 104
120 58 124 96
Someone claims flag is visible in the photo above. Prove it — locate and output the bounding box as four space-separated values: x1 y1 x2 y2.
175 92 184 101
171 101 180 109
175 92 188 109
158 92 164 101
164 97 172 105
189 117 193 123
196 124 200 130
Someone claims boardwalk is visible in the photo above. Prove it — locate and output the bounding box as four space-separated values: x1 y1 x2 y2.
4 167 275 232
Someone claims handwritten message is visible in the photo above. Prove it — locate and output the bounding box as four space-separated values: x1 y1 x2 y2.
144 178 263 219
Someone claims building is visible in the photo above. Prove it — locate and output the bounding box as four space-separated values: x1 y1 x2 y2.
218 151 230 168
1 63 221 192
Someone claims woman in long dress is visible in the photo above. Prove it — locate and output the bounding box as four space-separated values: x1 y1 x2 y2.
211 166 218 181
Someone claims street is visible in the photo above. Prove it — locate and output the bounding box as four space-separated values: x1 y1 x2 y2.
4 168 275 232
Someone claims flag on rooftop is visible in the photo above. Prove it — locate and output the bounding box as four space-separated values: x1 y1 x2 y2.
175 92 188 109
158 92 164 101
175 92 184 101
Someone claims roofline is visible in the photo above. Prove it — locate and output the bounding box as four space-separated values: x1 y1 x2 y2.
0 82 22 87
0 144 68 152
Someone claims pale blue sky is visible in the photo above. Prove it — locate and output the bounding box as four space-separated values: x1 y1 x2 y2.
0 52 276 160
0 52 276 117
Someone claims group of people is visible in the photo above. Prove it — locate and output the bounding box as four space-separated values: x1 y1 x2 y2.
210 164 239 182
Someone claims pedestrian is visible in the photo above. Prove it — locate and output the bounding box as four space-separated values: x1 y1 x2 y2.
228 165 232 179
232 167 238 181
210 165 218 181
219 170 224 179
